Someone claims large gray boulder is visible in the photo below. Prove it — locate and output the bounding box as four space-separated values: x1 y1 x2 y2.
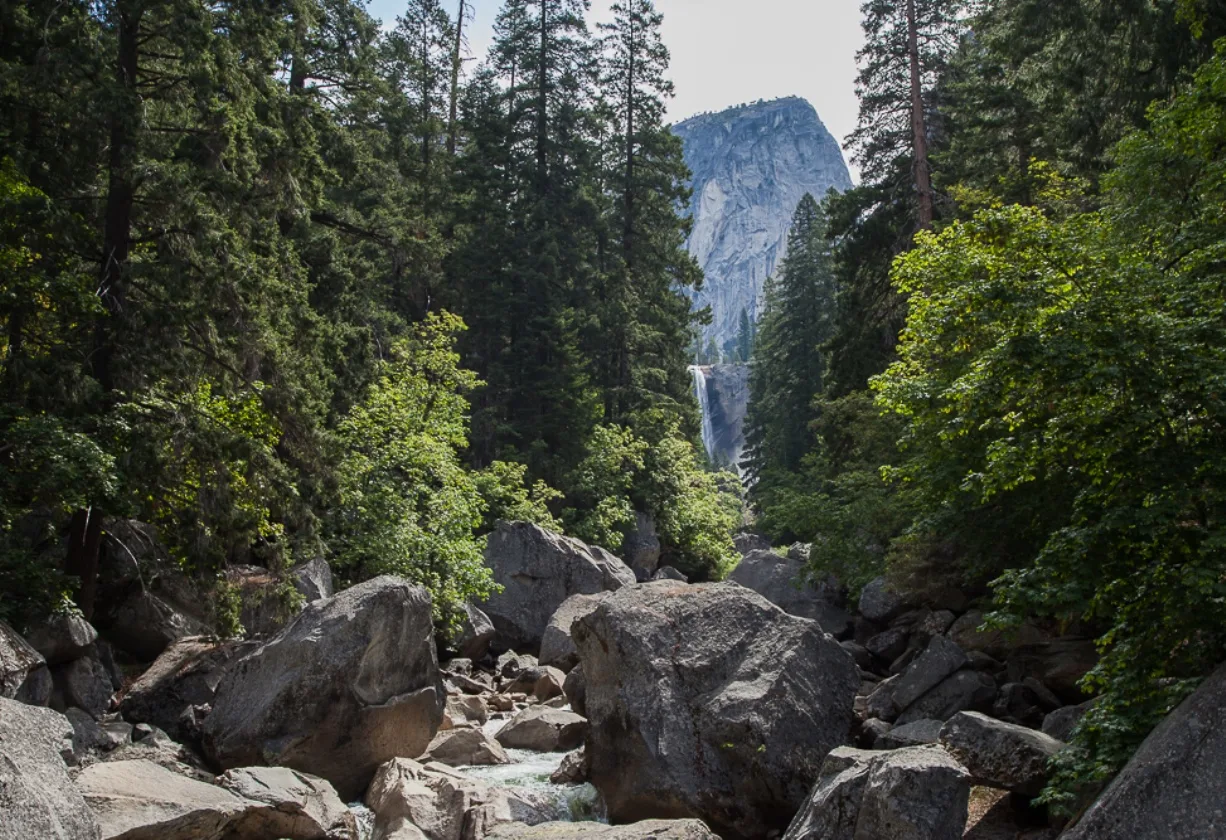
572 581 859 839
895 669 998 725
783 745 970 840
119 636 256 746
495 706 588 752
538 594 608 671
203 576 445 800
868 636 969 722
78 759 248 840
0 619 51 705
1060 663 1226 840
292 556 334 602
218 766 358 839
480 522 635 652
728 550 851 635
50 652 114 718
364 757 550 840
423 728 509 766
26 612 98 665
939 711 1064 796
0 698 101 839
858 577 910 623
487 821 720 839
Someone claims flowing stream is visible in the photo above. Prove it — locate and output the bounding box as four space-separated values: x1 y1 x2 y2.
688 365 718 460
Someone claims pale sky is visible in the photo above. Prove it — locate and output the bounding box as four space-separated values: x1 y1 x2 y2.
366 0 865 180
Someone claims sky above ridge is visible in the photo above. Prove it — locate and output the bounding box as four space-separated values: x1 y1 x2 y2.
365 0 866 180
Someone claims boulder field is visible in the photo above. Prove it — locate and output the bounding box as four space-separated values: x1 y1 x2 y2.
1 523 1223 840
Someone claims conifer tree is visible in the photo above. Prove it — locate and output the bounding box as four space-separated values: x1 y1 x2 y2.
743 194 837 487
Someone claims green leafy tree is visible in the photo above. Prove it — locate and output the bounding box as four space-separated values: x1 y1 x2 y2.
329 313 496 631
874 45 1226 802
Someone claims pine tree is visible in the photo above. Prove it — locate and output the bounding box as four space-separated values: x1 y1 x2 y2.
743 194 838 486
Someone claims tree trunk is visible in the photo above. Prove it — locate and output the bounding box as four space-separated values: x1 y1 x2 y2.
536 0 549 194
906 0 934 230
447 0 467 155
78 0 142 618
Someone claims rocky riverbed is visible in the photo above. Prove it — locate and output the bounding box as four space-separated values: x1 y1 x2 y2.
2 519 1223 840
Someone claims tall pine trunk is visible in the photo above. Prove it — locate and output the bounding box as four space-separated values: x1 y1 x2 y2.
536 0 549 194
74 1 143 617
906 0 934 229
447 0 466 155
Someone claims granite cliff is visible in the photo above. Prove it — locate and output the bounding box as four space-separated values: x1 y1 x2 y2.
674 97 852 356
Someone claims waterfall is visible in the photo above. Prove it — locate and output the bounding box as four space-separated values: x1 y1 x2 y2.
689 365 717 460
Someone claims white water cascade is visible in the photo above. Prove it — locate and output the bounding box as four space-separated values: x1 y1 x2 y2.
689 365 718 460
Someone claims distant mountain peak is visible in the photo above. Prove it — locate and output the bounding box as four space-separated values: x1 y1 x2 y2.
674 97 852 356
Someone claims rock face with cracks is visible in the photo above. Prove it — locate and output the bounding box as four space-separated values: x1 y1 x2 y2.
572 581 859 839
0 698 101 840
782 746 970 840
1061 662 1226 840
203 575 445 800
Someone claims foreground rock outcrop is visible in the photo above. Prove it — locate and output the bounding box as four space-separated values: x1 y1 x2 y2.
480 522 635 652
783 746 970 840
0 698 101 840
572 581 859 839
204 576 445 800
1061 663 1226 839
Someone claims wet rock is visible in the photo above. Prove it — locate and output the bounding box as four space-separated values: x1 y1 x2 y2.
422 728 510 766
563 664 585 717
495 706 587 752
364 757 550 840
480 522 635 651
550 748 588 785
204 576 445 800
939 711 1065 796
0 698 100 839
573 581 859 839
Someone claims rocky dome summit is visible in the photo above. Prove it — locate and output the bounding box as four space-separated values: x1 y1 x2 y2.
674 97 852 356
